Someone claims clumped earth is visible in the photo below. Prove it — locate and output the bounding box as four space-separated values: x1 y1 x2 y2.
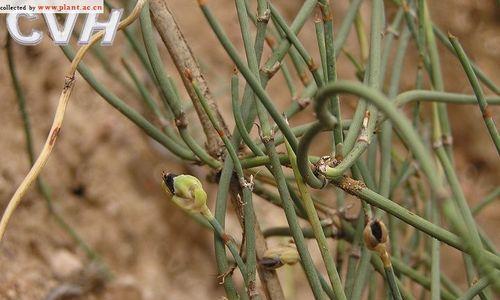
0 1 498 299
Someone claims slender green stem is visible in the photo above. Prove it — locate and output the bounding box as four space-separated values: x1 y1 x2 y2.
266 141 326 299
192 78 256 294
314 81 444 193
321 0 384 181
199 1 301 152
334 176 500 268
421 0 452 158
457 273 498 300
379 8 404 83
472 187 500 216
206 214 248 280
61 46 198 162
395 91 500 106
285 139 346 300
433 26 500 95
319 0 343 154
314 16 327 82
448 34 500 154
269 4 324 87
140 5 220 168
121 58 181 141
384 264 403 300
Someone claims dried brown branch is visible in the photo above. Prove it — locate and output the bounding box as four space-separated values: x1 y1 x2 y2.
149 0 228 158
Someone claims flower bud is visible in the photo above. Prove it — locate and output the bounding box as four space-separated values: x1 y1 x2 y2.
363 219 388 251
162 172 209 215
260 242 300 270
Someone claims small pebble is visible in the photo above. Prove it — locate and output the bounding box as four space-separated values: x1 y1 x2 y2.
49 250 83 280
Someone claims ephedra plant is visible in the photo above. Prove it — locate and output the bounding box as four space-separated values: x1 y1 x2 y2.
3 0 500 299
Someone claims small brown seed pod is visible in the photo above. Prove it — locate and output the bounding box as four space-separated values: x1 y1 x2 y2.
363 219 388 251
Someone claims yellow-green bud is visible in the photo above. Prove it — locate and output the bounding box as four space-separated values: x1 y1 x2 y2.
260 242 300 270
162 172 209 215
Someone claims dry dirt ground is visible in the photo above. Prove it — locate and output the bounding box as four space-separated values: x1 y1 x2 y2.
0 1 499 299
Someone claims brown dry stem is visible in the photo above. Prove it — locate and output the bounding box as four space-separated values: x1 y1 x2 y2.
0 0 148 242
149 0 228 158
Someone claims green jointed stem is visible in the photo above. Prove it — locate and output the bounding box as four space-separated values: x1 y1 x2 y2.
265 141 326 299
140 5 220 168
284 140 346 300
319 0 343 154
422 0 452 157
379 25 412 274
272 22 311 87
436 148 499 289
335 0 364 54
214 1 324 296
199 1 301 152
448 35 500 154
192 78 257 295
379 26 411 198
433 26 500 95
314 17 327 82
231 75 264 156
384 264 403 300
121 59 181 141
457 272 499 300
379 8 404 83
213 78 264 298
296 81 500 269
269 4 324 87
472 187 500 216
420 2 493 284
313 81 443 192
205 214 248 281
322 0 384 183
59 46 197 162
246 1 329 298
230 2 287 298
395 91 500 106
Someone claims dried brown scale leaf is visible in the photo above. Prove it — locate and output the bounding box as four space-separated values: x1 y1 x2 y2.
174 114 188 129
297 97 311 109
483 106 492 119
307 59 318 72
49 128 61 146
442 135 453 146
318 4 333 21
63 75 75 90
256 9 271 23
261 61 281 77
335 176 367 193
299 71 311 85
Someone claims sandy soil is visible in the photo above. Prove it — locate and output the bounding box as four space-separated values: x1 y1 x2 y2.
0 1 498 299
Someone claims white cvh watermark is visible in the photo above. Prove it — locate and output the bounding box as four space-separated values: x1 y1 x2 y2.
3 0 123 46
0 0 103 13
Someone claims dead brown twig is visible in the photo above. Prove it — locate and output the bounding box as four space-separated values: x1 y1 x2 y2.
149 0 228 158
